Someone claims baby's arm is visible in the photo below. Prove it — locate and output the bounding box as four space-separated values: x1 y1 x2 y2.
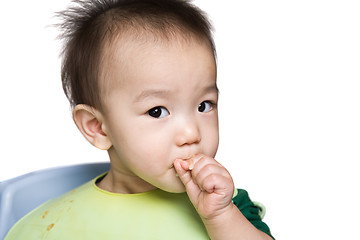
173 155 273 240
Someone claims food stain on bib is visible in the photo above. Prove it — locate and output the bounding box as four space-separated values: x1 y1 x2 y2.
47 223 55 231
42 210 49 219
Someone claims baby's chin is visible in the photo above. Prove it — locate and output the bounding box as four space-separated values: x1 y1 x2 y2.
166 187 186 194
156 178 186 194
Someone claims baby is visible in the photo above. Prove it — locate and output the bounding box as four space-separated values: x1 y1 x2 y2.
5 0 274 239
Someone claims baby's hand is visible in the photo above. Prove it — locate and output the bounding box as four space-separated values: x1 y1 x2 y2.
173 154 234 220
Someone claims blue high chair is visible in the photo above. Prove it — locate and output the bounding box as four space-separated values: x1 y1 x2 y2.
0 162 110 239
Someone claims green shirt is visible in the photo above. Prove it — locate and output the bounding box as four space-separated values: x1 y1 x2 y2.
5 173 274 239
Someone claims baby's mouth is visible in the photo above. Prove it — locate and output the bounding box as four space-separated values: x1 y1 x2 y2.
179 154 195 161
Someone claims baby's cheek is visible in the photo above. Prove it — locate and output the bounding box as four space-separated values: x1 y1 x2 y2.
206 139 219 158
160 176 186 193
203 126 219 157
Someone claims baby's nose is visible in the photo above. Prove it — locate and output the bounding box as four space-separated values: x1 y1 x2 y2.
175 119 201 146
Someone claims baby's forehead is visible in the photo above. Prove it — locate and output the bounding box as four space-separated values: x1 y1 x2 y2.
98 32 216 98
100 29 214 76
103 23 212 54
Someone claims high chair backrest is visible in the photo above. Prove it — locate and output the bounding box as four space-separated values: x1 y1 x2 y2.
0 162 110 239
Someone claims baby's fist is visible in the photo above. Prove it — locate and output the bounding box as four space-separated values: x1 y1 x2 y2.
174 154 234 220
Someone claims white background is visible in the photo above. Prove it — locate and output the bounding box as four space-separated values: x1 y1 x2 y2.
1 1 359 239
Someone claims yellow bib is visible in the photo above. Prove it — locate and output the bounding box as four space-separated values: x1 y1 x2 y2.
5 173 209 240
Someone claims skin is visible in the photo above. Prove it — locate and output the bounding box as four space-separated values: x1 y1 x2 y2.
73 36 272 240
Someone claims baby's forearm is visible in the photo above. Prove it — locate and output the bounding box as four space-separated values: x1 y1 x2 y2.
201 204 273 240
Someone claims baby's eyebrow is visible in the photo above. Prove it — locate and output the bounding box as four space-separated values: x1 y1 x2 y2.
134 89 171 103
134 84 218 103
204 84 219 94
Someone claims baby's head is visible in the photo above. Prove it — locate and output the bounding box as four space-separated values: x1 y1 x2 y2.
58 0 219 193
59 0 216 110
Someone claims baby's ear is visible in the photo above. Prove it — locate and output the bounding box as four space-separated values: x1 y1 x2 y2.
73 104 112 150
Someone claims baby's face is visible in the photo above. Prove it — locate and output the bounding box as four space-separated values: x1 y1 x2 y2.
101 38 218 193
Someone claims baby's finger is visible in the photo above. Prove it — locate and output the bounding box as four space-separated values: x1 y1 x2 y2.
179 155 201 171
200 170 233 195
192 164 229 191
173 159 199 192
189 155 227 180
188 155 234 194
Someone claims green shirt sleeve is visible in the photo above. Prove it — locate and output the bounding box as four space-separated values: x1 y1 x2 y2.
232 189 275 240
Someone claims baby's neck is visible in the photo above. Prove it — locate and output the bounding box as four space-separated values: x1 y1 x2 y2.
97 169 157 194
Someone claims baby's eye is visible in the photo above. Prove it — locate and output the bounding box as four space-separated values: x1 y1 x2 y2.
198 101 214 113
147 106 170 118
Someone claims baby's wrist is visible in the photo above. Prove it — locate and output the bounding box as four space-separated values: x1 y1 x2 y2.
200 202 235 224
200 203 239 239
